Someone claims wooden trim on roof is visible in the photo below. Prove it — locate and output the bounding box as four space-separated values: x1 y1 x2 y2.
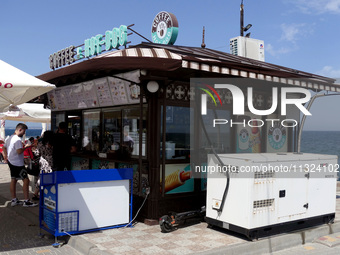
37 43 339 92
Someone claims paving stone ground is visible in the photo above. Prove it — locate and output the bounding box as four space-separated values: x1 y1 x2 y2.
0 164 80 255
1 162 340 255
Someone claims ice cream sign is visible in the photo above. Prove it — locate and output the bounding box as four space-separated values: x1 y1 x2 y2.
49 25 128 70
151 11 179 45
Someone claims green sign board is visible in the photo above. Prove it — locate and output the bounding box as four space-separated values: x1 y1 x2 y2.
49 25 128 70
77 25 128 59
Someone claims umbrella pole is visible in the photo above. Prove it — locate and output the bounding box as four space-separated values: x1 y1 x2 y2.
23 122 26 141
0 119 5 141
41 123 46 136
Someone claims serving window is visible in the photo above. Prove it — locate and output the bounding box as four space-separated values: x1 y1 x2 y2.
103 109 122 153
81 106 147 159
161 106 190 161
83 110 101 152
123 107 147 157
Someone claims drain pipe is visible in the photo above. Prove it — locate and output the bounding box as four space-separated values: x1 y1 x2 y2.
297 92 340 153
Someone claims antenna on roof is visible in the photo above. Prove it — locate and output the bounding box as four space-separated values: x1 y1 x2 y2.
240 1 244 36
201 26 206 48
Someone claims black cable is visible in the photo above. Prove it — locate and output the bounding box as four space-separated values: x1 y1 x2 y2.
195 89 230 213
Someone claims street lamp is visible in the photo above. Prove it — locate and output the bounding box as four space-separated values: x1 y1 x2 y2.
240 1 252 36
244 24 252 32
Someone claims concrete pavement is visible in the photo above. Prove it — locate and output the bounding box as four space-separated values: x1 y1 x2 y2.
0 164 80 255
0 194 81 255
1 163 340 255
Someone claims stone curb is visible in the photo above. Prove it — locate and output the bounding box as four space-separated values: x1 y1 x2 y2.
65 221 340 255
68 236 113 255
195 221 340 255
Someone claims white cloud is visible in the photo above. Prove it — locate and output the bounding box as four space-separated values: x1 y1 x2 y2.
266 23 311 57
325 0 340 12
317 66 340 78
280 23 313 43
280 24 301 42
266 43 294 57
287 0 340 14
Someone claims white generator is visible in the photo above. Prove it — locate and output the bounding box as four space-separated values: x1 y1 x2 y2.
206 153 338 239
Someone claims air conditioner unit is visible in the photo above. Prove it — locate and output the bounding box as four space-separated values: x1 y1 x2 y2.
206 153 337 240
230 36 265 61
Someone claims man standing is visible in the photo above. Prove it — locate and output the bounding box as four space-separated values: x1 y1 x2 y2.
53 122 76 171
3 123 37 207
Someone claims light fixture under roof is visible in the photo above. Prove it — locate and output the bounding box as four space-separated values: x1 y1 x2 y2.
147 81 159 93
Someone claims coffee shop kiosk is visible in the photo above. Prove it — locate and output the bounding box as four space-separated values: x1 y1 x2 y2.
37 12 340 223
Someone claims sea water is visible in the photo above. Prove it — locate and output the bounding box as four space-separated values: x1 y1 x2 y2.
5 129 339 158
301 131 340 180
5 128 43 139
301 131 340 159
4 129 340 177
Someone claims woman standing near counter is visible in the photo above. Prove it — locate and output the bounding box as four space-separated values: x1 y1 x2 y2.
32 131 54 201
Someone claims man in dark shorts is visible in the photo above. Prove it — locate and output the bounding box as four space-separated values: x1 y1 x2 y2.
52 122 76 171
3 123 37 207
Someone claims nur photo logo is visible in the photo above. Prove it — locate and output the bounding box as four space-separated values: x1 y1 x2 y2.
200 84 311 117
194 78 312 129
199 84 223 115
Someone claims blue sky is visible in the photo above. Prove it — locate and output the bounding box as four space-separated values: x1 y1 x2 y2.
1 0 340 130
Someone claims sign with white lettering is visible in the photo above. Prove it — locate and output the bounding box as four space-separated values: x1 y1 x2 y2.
151 11 178 45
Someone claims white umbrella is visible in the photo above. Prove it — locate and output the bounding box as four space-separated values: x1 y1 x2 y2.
0 103 50 123
0 103 51 141
0 119 5 140
0 60 55 112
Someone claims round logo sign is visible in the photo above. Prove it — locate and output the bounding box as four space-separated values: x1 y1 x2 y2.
268 123 287 150
151 11 178 45
238 128 250 151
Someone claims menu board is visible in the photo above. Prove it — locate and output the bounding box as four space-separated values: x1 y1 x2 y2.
72 83 85 108
65 86 78 109
82 81 99 108
48 70 144 111
54 89 68 110
48 84 83 110
94 78 113 107
108 77 129 105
